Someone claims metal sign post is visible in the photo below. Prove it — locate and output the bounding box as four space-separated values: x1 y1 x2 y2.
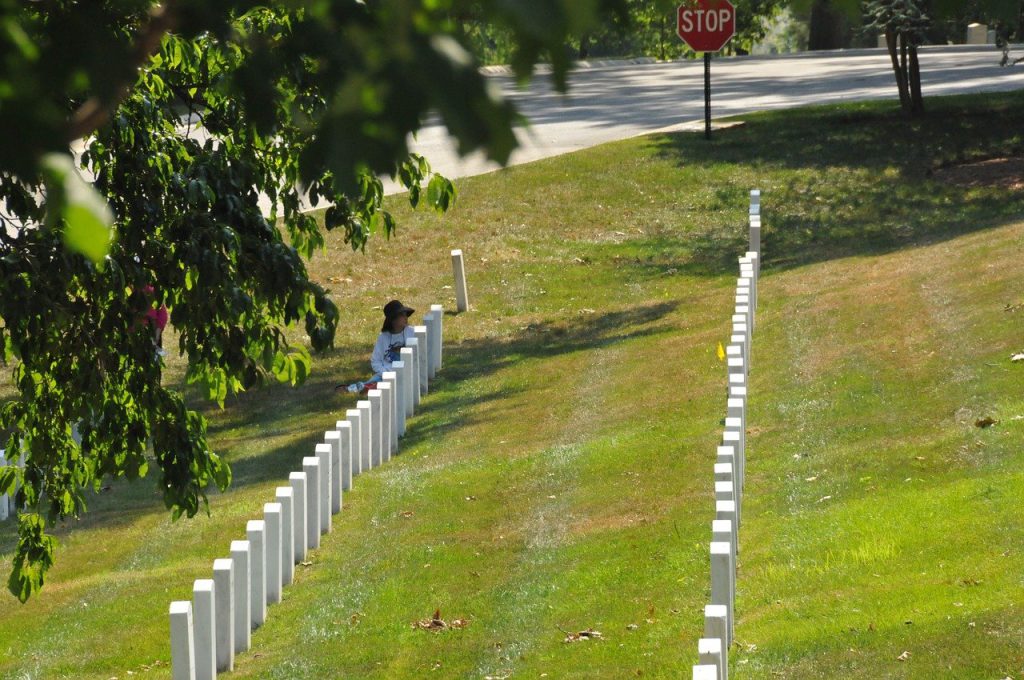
677 0 736 140
704 52 712 140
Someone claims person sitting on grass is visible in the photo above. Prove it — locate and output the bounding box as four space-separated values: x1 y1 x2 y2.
343 299 416 393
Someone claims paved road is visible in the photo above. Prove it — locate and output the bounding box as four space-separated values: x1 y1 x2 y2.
405 45 1024 188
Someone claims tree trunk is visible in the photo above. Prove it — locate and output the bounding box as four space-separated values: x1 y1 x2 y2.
659 15 667 61
808 0 845 50
885 30 912 113
579 32 590 60
908 43 924 115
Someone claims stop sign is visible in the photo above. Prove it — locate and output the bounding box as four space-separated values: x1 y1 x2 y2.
677 0 736 53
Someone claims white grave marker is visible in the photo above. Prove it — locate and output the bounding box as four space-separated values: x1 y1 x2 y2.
263 503 283 604
452 249 469 312
288 473 308 563
169 601 196 680
302 458 321 549
274 487 295 584
211 558 234 672
245 521 266 628
229 540 251 653
315 443 332 533
192 580 216 680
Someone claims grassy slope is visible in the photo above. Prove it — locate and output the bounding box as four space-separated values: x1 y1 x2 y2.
0 91 1023 679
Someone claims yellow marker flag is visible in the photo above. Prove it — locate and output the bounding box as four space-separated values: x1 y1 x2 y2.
716 341 725 362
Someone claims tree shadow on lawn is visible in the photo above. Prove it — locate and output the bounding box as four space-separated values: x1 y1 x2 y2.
29 301 681 536
446 301 679 379
400 301 680 448
646 92 1024 276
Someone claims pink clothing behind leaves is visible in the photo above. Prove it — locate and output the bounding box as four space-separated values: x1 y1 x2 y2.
144 305 168 330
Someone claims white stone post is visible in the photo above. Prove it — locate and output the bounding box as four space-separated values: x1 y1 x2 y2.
378 381 393 462
288 473 307 563
334 421 353 491
728 384 746 400
169 601 196 680
714 480 733 505
749 215 761 256
229 540 251 653
407 338 422 406
381 371 398 453
710 541 734 644
745 251 759 281
723 428 743 492
713 518 738 585
356 400 372 471
728 359 745 389
413 325 428 395
740 265 756 317
274 487 295 584
324 429 344 506
302 457 321 549
735 305 751 337
263 503 282 605
694 665 718 680
400 347 417 413
452 249 469 312
727 397 745 439
192 580 216 680
714 462 733 486
0 450 7 522
246 520 266 628
725 415 745 473
346 409 363 477
423 312 436 378
430 303 444 371
315 443 332 533
367 390 383 468
730 333 748 371
704 604 729 652
698 637 725 680
211 558 234 672
391 362 407 437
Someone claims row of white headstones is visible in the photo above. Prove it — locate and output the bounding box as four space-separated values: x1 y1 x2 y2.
693 190 761 680
0 247 472 522
168 303 447 680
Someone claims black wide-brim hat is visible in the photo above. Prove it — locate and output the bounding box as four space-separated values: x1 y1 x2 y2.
382 299 415 331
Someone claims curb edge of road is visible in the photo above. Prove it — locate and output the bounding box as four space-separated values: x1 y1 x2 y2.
479 43 1024 76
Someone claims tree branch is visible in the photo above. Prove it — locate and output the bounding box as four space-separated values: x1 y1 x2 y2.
65 2 178 143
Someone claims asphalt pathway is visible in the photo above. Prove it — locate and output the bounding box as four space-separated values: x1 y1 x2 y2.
406 45 1024 188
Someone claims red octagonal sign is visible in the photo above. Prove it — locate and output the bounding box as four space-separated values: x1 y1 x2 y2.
677 0 736 53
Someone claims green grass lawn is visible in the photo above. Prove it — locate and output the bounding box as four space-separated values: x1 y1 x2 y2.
1 90 1024 679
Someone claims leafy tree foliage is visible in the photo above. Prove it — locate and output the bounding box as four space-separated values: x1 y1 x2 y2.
460 1 786 64
0 0 626 601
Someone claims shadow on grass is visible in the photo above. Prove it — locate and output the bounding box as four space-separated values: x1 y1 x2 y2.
646 91 1024 275
18 301 681 536
401 301 680 445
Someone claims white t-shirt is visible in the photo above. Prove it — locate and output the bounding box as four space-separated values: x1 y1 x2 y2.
371 327 416 374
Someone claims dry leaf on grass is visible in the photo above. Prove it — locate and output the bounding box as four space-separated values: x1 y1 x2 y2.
400 510 415 518
412 609 468 632
563 628 603 643
975 417 998 428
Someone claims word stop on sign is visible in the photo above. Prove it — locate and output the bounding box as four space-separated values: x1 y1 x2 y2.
679 8 732 33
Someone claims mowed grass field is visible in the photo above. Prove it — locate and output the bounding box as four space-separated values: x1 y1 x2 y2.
1 90 1023 679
